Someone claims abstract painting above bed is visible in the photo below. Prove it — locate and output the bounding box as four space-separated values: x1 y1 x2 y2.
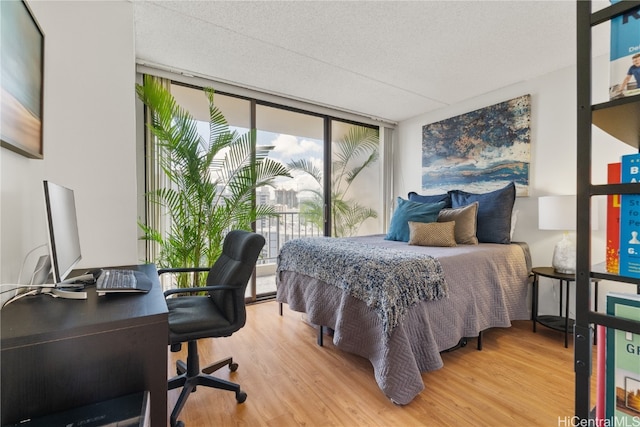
421 94 531 196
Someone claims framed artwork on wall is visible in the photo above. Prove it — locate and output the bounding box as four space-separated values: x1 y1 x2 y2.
1 0 44 159
421 94 531 196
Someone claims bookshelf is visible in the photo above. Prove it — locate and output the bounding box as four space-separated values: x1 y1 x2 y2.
575 0 640 421
592 97 640 147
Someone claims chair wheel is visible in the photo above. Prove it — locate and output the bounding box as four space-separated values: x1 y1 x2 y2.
174 421 185 427
229 362 239 372
236 390 247 403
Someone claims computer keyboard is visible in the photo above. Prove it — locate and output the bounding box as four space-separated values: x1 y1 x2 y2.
96 269 137 291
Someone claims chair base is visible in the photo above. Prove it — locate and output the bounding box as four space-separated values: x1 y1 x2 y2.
168 341 247 427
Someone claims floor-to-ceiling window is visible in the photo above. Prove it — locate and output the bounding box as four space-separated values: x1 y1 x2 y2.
144 77 386 301
330 121 381 237
254 105 325 297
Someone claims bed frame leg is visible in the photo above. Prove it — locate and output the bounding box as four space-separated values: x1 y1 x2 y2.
317 325 323 346
279 302 283 316
442 337 467 352
443 332 484 353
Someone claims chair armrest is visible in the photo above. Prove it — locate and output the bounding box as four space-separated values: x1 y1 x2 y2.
163 284 236 297
157 267 210 276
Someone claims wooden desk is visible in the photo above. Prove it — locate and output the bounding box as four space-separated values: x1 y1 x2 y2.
1 264 168 427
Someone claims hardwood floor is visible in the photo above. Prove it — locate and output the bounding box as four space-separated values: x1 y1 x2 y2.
167 300 598 427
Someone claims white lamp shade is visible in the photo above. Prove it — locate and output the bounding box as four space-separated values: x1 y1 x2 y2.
538 195 598 231
538 194 599 274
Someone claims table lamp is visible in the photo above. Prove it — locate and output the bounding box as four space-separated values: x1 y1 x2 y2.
538 195 598 274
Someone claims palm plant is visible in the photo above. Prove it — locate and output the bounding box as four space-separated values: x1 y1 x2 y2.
289 126 379 237
136 76 290 287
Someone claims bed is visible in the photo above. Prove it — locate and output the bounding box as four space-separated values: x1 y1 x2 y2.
276 234 531 405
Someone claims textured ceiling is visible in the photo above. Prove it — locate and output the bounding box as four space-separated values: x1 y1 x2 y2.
132 0 610 123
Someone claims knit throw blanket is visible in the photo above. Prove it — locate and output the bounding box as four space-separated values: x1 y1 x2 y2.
277 237 448 337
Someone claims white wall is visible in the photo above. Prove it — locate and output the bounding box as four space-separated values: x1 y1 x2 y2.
0 1 138 302
394 55 637 317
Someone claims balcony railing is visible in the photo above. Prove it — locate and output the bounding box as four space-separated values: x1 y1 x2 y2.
159 212 321 296
254 211 323 266
251 211 322 296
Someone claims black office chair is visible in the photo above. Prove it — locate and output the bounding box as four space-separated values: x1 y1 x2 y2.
159 230 265 427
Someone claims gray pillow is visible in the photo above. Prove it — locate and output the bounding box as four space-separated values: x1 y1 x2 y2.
437 201 479 245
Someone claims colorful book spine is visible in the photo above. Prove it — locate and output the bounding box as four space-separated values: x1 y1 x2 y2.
618 154 640 278
609 0 640 100
597 325 606 426
608 162 622 274
606 292 640 422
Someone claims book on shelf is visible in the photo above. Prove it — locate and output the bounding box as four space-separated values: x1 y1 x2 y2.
606 292 640 422
618 154 640 278
608 0 640 100
597 325 607 426
608 162 622 274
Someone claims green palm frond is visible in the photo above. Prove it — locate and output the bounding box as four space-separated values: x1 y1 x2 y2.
292 125 379 237
345 150 379 185
288 159 323 185
333 126 379 186
299 197 325 230
137 76 291 284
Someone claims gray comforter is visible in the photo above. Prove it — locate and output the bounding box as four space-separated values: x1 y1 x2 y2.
276 234 531 405
277 237 448 337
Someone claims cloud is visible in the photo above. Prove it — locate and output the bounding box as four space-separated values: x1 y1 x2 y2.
270 134 322 161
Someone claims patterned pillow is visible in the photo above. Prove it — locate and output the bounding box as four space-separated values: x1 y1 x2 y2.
408 221 457 247
437 201 479 245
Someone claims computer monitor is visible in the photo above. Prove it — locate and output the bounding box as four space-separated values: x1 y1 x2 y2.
43 180 83 285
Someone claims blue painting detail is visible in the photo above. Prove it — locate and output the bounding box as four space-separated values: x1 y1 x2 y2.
421 94 530 196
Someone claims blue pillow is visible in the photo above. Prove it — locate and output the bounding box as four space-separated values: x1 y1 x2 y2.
449 182 516 244
407 191 452 208
385 198 446 242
